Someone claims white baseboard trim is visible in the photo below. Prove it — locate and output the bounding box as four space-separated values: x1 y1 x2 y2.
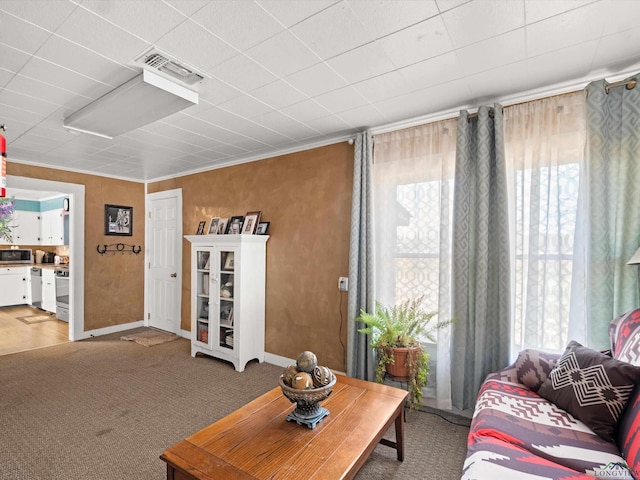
264 352 295 368
82 320 145 339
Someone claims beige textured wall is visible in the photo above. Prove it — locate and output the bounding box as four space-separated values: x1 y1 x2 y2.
148 142 353 371
6 163 146 331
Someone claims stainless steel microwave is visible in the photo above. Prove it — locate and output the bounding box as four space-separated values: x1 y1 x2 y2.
0 249 33 264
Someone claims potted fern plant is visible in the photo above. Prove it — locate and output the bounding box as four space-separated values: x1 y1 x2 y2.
355 296 451 410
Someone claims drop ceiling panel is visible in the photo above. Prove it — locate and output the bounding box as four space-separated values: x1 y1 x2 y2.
0 11 53 54
54 7 148 64
79 0 187 45
1 0 639 182
191 0 284 51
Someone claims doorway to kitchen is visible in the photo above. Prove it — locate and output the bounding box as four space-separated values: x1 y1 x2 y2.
7 175 85 342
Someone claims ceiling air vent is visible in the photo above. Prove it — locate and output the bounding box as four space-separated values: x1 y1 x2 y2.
135 48 204 86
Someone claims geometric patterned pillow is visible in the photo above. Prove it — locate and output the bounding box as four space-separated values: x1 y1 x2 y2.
538 340 640 443
514 349 560 392
609 308 640 366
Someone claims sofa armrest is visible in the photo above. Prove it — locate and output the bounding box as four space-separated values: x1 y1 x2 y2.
513 349 560 392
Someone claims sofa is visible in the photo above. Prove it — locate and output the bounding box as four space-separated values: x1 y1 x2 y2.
462 308 640 479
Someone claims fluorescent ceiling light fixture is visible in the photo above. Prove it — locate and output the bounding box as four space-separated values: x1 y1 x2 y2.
63 69 198 138
64 126 113 140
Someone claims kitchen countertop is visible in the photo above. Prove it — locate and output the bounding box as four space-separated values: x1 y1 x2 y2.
0 263 69 270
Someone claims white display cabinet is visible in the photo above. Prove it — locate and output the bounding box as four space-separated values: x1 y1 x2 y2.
185 234 268 372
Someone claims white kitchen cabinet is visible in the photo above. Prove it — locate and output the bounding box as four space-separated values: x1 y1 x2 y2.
41 209 64 245
42 268 57 313
186 234 268 372
0 267 30 307
12 211 41 245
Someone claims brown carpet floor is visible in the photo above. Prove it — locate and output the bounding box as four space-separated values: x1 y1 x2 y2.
0 327 469 479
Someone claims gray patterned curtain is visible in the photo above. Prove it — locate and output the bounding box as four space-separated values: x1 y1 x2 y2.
347 131 375 381
585 76 640 348
451 105 511 410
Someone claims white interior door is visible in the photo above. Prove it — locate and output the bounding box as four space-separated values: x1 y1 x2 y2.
146 189 182 334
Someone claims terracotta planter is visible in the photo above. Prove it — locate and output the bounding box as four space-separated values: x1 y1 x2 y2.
383 346 421 381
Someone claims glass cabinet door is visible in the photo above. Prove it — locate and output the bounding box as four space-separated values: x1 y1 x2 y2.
195 250 211 345
218 249 235 350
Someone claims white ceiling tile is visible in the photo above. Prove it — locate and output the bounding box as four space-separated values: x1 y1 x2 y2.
290 2 375 59
162 0 211 16
435 0 471 12
251 110 318 138
55 7 149 64
197 106 259 132
442 0 525 48
352 70 408 103
326 42 396 84
466 61 532 101
280 99 331 122
250 80 309 110
601 0 640 35
378 16 454 69
0 90 60 117
397 52 465 94
456 29 526 76
217 95 274 119
18 57 112 99
4 74 89 106
0 69 14 88
209 55 278 93
348 0 440 39
0 0 77 32
196 77 242 107
0 44 31 74
304 115 354 134
155 19 238 72
246 31 319 78
191 0 284 51
79 0 187 45
337 104 388 128
592 27 640 74
285 63 348 97
526 41 598 88
525 0 598 24
313 87 369 115
0 10 53 54
376 79 473 122
37 36 136 87
255 0 339 28
525 2 605 58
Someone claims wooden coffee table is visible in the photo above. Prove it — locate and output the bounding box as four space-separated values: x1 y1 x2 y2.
160 374 408 480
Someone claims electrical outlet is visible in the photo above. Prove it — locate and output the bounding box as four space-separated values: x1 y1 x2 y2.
338 277 348 291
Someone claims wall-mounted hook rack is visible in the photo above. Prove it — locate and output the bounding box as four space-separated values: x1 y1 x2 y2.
97 243 142 255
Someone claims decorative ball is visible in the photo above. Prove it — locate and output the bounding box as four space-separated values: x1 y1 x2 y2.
291 372 313 390
296 351 318 373
281 365 299 387
312 366 333 388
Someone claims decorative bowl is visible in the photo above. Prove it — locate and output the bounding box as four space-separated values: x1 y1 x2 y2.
279 373 336 428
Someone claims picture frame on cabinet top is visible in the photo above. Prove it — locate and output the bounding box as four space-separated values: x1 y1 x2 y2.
227 216 244 234
256 222 270 235
208 217 220 235
217 218 228 235
242 211 261 234
196 221 206 235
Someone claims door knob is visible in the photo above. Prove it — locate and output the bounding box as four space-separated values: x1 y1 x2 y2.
170 273 177 278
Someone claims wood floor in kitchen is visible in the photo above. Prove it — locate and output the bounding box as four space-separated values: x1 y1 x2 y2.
0 305 69 356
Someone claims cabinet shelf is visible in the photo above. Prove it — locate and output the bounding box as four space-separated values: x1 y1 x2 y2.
187 234 268 372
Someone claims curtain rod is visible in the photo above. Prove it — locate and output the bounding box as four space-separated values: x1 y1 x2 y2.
605 78 637 94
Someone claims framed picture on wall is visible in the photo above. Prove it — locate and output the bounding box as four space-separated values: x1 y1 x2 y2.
242 211 261 234
104 204 133 236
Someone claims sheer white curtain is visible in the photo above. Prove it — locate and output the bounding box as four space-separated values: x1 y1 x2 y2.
504 91 587 357
372 119 457 409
